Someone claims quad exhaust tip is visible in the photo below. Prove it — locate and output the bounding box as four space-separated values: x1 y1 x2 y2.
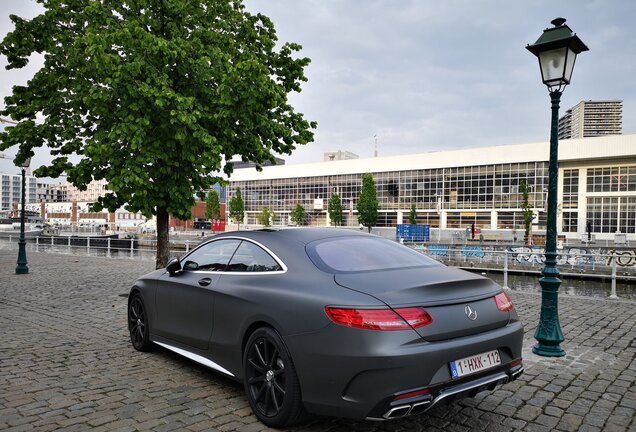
374 368 524 421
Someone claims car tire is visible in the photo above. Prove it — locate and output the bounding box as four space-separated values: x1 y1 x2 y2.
128 293 153 352
243 327 305 427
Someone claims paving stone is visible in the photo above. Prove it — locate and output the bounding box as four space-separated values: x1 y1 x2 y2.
1 250 635 432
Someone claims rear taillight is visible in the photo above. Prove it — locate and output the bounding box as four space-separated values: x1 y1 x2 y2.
325 307 432 331
494 292 514 312
394 388 429 401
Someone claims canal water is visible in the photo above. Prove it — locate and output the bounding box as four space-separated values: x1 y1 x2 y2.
468 270 635 301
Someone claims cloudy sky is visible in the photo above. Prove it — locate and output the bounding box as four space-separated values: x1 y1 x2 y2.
1 0 635 176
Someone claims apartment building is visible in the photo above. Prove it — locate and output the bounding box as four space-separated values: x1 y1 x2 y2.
558 100 622 139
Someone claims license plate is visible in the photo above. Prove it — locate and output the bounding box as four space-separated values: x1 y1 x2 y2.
450 350 501 379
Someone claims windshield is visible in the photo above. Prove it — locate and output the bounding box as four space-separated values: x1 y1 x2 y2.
307 236 442 273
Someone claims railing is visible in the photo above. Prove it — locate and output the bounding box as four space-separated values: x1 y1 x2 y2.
1 235 633 300
0 234 198 260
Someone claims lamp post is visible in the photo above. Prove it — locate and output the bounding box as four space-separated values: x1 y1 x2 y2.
526 18 588 357
15 157 32 274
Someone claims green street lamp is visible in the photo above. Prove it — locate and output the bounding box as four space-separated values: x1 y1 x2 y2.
15 156 31 275
526 18 588 357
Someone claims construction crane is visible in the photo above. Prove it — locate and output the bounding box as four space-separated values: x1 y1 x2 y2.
0 117 17 125
1 120 35 175
1 119 17 165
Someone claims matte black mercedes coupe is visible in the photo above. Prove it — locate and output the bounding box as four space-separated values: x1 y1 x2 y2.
128 228 523 427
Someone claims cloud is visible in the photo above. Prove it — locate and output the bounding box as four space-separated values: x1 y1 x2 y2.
2 0 635 174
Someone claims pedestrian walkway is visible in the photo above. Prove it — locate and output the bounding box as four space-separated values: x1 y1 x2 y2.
0 251 634 431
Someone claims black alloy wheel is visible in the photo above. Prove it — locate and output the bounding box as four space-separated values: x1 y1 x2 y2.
244 327 304 427
128 294 153 352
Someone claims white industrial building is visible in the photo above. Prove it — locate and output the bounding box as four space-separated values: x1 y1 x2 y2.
227 134 636 242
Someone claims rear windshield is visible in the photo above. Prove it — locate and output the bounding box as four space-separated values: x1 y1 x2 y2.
307 236 442 273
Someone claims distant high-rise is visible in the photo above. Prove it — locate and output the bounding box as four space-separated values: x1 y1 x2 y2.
558 100 622 140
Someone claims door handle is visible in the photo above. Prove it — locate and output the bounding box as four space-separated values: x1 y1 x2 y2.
198 278 212 287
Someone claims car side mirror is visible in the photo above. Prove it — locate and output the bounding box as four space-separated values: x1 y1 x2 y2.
166 257 182 276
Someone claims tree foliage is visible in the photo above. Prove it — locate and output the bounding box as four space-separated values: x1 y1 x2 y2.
258 207 274 226
0 0 316 266
290 203 305 225
520 180 534 244
229 187 245 229
357 173 378 233
205 189 221 221
328 193 343 226
409 203 417 225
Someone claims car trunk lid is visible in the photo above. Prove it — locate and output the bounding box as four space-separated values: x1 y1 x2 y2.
334 266 510 341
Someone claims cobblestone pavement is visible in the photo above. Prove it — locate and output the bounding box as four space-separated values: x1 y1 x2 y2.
1 250 635 432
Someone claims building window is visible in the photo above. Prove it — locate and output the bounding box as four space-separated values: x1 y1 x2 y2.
622 197 636 234
562 212 578 233
562 169 579 209
586 197 618 233
587 165 636 192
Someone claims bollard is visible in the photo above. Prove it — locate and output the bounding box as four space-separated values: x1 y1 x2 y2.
130 238 134 259
503 250 510 290
51 236 54 246
36 236 39 246
609 252 619 299
87 236 90 253
186 240 190 253
107 237 111 258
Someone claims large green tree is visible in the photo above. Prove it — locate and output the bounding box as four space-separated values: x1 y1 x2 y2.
328 193 343 226
205 189 221 221
0 0 316 267
357 173 378 233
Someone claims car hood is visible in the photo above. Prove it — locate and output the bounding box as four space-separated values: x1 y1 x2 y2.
334 266 509 341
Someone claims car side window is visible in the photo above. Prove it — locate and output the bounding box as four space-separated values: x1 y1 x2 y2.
182 239 241 271
226 241 282 272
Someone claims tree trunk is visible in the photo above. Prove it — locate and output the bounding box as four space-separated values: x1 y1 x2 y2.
156 207 170 269
524 225 532 245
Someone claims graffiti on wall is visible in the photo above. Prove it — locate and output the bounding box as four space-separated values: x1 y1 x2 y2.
409 244 636 268
461 246 486 258
428 245 449 256
607 250 636 267
508 246 636 268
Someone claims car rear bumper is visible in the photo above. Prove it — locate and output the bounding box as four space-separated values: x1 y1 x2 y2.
284 320 524 420
366 363 524 420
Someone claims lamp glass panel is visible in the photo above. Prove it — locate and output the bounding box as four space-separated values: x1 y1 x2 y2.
539 47 568 84
563 47 577 83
